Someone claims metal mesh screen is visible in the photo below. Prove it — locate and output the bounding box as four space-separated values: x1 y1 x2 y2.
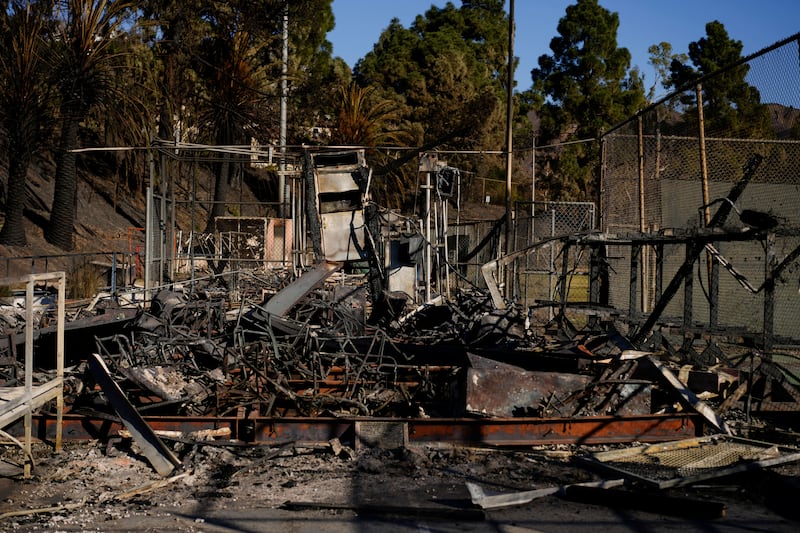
585 435 800 488
513 201 596 309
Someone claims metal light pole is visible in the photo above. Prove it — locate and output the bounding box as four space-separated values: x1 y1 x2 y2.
504 0 515 258
279 1 288 217
502 0 515 303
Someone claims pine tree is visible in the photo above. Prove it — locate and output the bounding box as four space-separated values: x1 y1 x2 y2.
353 1 510 206
528 0 645 202
669 20 771 138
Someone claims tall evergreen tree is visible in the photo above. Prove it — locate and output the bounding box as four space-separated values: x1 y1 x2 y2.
668 20 771 138
270 0 346 141
528 0 644 201
353 0 510 207
357 1 508 148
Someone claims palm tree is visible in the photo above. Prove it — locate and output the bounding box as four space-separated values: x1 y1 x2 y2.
333 83 418 208
45 0 134 251
0 1 54 246
196 28 269 232
334 83 412 147
89 24 161 198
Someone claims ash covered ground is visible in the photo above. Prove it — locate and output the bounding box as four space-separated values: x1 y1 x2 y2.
1 438 799 532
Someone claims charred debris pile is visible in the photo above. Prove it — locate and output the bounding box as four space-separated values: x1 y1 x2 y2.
2 151 800 446
2 262 798 440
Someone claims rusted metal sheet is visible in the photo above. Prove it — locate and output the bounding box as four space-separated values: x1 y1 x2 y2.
464 354 591 417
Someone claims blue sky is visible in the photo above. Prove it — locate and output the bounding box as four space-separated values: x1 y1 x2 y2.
329 0 800 99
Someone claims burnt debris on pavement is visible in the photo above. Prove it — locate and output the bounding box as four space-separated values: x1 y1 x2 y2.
2 147 800 527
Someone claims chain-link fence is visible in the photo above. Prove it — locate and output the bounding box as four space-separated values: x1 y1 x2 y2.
509 201 595 311
408 145 596 312
601 33 800 349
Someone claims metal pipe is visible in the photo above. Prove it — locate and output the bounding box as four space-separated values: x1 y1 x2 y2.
637 115 648 313
504 0 515 264
279 1 288 218
425 169 432 302
145 186 152 302
697 84 716 326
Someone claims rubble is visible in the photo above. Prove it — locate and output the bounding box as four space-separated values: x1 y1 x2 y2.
3 243 800 444
2 149 800 529
2 437 799 531
580 434 800 489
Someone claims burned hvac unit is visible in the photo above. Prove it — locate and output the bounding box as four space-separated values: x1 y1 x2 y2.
310 150 371 262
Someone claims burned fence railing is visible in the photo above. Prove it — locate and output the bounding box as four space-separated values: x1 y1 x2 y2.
0 251 140 300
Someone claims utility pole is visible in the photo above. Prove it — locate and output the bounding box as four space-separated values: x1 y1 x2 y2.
279 1 288 217
504 0 515 258
502 0 515 303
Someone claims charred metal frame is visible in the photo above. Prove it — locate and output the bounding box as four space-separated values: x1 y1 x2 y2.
549 155 800 356
563 228 789 351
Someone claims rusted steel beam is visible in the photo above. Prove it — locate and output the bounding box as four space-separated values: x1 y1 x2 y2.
23 413 701 446
407 415 700 446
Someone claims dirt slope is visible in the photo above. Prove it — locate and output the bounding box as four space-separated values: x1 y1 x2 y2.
1 158 145 279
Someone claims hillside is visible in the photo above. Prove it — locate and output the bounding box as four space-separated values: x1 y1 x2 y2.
0 156 147 279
